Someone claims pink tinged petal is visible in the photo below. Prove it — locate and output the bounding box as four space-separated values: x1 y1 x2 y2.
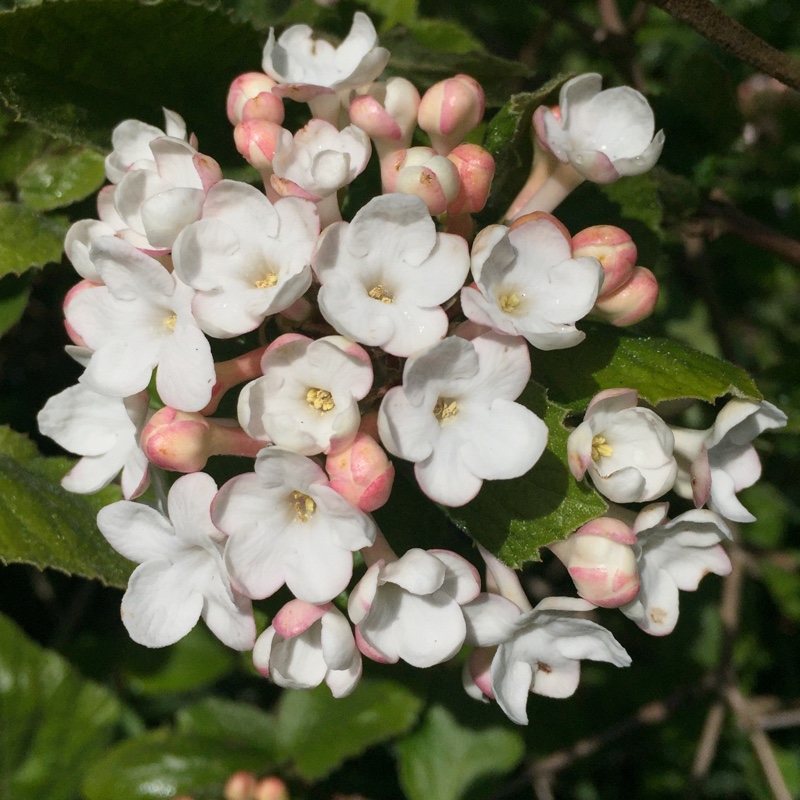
381 548 447 594
585 387 639 416
156 322 215 412
141 187 205 249
691 445 712 508
273 599 330 638
355 625 394 663
121 558 206 647
466 647 496 700
462 593 523 646
121 446 151 500
348 561 382 625
566 422 594 480
252 627 276 676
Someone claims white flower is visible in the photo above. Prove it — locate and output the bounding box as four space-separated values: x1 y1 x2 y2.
262 12 390 102
253 599 361 697
64 219 119 282
172 180 319 337
621 504 732 636
97 472 256 650
348 546 480 668
38 385 150 499
671 399 787 523
314 193 470 357
490 597 631 725
238 334 373 456
64 236 216 413
567 388 677 503
534 73 664 184
213 448 376 603
462 214 603 350
378 332 548 506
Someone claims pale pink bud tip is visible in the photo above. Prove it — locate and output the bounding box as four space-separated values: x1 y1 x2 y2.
508 211 571 242
593 266 658 326
418 74 485 155
446 143 495 215
326 432 395 512
571 225 637 298
254 776 290 800
224 771 257 800
227 73 282 125
234 120 283 170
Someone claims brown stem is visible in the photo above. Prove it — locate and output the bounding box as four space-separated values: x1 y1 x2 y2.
647 0 800 90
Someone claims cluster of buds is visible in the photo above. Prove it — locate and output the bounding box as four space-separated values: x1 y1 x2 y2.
38 11 785 727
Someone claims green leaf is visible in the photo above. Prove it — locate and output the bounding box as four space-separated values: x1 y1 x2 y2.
277 679 424 781
0 201 67 277
0 119 48 184
478 76 569 225
361 0 417 31
0 425 131 588
759 556 800 623
397 705 524 800
0 611 122 800
443 384 607 565
18 144 105 210
407 18 484 54
528 323 761 412
0 270 32 337
176 697 281 749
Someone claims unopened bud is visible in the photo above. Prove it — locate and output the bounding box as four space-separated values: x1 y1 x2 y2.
548 517 639 608
383 146 461 215
418 74 485 155
571 225 637 298
227 72 284 126
224 770 257 800
326 431 395 512
234 119 283 171
349 78 420 157
141 407 264 472
508 210 571 242
446 143 495 215
253 776 290 800
592 266 658 326
63 280 100 347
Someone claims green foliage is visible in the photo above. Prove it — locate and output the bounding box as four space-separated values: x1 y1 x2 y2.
0 611 122 800
0 201 66 277
397 705 525 800
0 271 31 336
17 145 105 211
0 425 131 587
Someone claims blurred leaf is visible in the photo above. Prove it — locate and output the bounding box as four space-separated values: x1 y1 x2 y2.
0 201 67 277
444 384 607 566
176 697 280 748
408 18 484 54
0 611 122 800
528 323 762 412
0 425 130 587
124 626 236 696
759 556 800 623
18 145 105 210
397 705 524 800
740 482 791 549
0 271 32 337
277 679 423 781
361 0 417 31
0 120 48 184
478 76 568 225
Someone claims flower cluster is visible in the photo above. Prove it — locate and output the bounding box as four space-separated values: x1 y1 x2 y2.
38 12 786 725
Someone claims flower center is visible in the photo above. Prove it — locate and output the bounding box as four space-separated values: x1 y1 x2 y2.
306 387 335 412
163 313 177 331
434 397 459 421
591 434 613 461
290 490 317 522
368 284 393 304
255 271 278 289
499 292 522 314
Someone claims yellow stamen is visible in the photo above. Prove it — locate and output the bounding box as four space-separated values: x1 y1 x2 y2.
163 313 177 331
499 292 521 313
291 490 317 522
591 434 613 461
255 271 278 288
434 397 459 421
306 387 335 412
368 284 393 304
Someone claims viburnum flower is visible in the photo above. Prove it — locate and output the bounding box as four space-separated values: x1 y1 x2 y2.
567 388 677 503
64 235 216 412
378 332 548 506
349 77 421 158
237 334 373 456
488 597 631 725
462 213 603 350
671 398 787 523
621 504 732 635
38 385 150 499
213 448 376 603
313 193 470 357
172 180 319 338
97 472 256 650
64 219 119 283
348 537 481 668
253 599 361 697
534 73 664 184
262 12 390 105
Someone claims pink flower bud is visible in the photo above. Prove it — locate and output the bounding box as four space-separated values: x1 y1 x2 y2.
253 777 290 800
508 210 571 242
141 407 264 473
383 146 461 215
418 74 485 155
227 72 284 126
465 646 495 699
224 771 257 800
349 77 420 157
592 266 659 326
571 225 637 298
548 517 640 608
202 346 269 415
63 280 100 346
446 143 495 215
234 120 283 171
326 431 395 512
